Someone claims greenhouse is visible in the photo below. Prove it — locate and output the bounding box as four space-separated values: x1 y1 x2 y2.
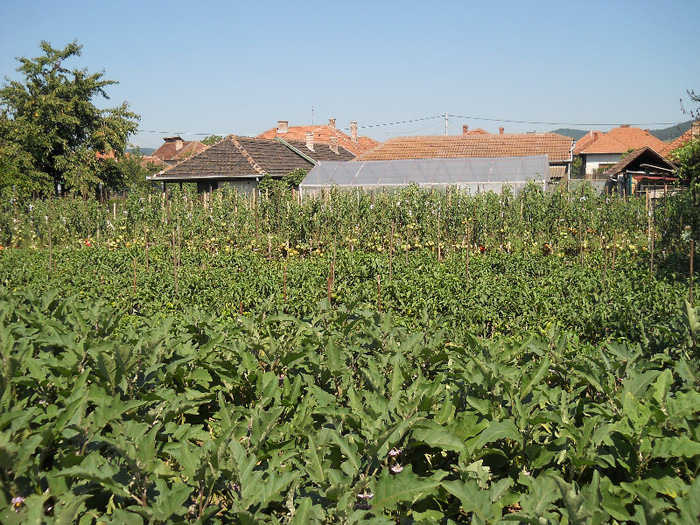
299 156 550 195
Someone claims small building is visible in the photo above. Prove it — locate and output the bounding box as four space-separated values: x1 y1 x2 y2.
151 136 208 167
147 135 353 193
573 125 667 177
604 147 677 197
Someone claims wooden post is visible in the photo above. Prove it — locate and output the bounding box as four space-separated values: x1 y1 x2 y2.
377 274 382 312
47 194 53 274
389 221 394 282
283 265 288 303
144 226 149 272
691 239 695 307
172 229 179 295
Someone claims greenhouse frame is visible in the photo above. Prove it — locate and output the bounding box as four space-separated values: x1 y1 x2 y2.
299 156 550 195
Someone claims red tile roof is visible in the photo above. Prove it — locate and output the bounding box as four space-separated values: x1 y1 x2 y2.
659 123 700 157
573 125 666 156
355 133 574 163
152 136 208 163
258 120 378 156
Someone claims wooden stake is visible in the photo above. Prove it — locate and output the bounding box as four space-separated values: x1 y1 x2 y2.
133 257 137 294
144 226 149 272
691 239 695 307
377 274 382 312
389 221 394 282
283 265 287 303
172 229 179 295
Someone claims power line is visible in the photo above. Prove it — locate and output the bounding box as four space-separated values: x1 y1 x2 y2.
448 114 680 128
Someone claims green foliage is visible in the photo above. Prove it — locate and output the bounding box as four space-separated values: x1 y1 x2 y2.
0 40 139 196
201 135 223 146
0 185 699 522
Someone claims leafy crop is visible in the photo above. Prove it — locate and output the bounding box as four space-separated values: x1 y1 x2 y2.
0 184 699 523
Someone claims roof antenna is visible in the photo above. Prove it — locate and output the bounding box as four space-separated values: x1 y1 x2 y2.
312 106 314 125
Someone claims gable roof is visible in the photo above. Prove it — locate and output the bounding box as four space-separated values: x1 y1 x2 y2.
604 147 676 177
279 138 356 162
258 120 378 156
152 136 208 163
574 125 666 156
355 133 574 163
148 135 315 182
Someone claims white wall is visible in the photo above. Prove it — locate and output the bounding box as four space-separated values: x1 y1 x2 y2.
583 153 621 175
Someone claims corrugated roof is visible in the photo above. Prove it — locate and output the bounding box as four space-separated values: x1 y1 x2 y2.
356 133 573 163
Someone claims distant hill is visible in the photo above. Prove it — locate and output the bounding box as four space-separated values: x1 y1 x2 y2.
550 120 694 143
127 147 156 156
649 120 693 141
549 128 588 140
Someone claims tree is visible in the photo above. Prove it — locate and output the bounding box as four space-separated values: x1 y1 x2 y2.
202 135 223 146
681 89 700 119
0 40 139 196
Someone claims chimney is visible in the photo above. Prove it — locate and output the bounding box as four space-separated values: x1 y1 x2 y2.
644 129 650 134
329 136 339 154
305 131 314 152
621 124 630 128
175 139 183 151
692 120 700 139
329 118 336 129
350 121 358 143
499 127 504 134
463 124 469 134
277 120 289 134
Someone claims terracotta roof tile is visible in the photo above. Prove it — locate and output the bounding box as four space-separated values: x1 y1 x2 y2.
152 136 208 162
355 133 573 163
574 126 666 155
258 121 378 156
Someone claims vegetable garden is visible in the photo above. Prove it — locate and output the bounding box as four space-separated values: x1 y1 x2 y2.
0 184 699 523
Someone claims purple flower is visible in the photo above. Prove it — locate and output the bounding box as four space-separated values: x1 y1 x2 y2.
388 448 402 457
390 465 404 474
12 496 24 512
357 492 374 500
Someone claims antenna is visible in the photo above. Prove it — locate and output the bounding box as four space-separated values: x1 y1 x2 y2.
445 112 448 136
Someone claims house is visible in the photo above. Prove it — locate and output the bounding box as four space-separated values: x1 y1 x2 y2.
604 147 677 197
355 130 574 180
258 118 379 157
660 120 700 158
151 136 208 167
147 135 352 193
573 125 667 177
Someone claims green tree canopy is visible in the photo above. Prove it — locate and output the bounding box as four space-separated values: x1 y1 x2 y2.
0 40 139 196
201 135 223 146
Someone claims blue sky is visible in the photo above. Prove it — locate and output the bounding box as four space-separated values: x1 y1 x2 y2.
1 0 699 149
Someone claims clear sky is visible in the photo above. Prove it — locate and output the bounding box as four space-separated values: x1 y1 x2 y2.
1 0 699 149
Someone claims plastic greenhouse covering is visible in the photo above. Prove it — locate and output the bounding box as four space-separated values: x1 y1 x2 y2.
299 156 550 195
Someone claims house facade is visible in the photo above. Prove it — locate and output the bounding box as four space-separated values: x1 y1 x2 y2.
573 125 667 177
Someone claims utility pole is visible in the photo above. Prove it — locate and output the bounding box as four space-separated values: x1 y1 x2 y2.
445 112 448 135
